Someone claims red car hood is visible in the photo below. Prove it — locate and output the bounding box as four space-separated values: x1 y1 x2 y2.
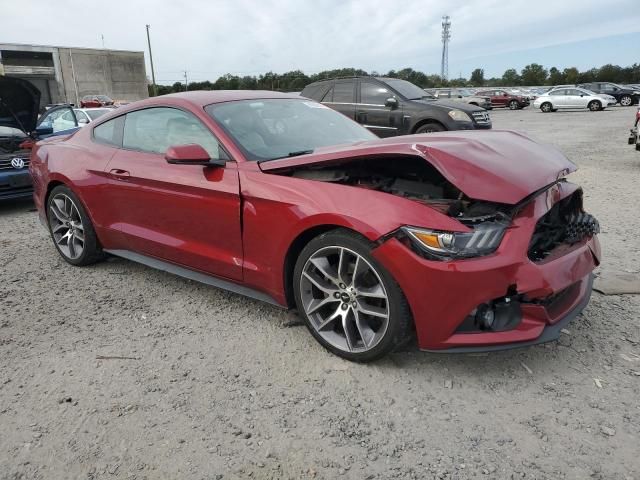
260 130 576 205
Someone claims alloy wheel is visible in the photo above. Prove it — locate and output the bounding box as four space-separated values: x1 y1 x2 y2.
299 246 389 353
620 96 632 106
48 193 85 260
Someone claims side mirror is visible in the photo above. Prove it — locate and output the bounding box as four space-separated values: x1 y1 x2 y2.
165 144 225 166
503 93 509 96
385 97 398 109
34 126 54 136
78 118 89 124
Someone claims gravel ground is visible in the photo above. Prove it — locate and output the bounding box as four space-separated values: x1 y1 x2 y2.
1 106 639 480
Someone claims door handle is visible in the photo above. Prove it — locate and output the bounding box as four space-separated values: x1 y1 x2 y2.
109 168 130 180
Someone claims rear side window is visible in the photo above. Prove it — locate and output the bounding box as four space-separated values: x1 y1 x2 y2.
123 107 222 158
332 82 355 103
549 89 566 96
93 117 121 146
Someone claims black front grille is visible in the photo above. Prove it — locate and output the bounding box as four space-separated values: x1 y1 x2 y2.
0 156 30 170
528 189 599 262
471 111 491 124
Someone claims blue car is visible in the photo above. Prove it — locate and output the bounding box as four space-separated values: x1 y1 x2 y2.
0 76 80 201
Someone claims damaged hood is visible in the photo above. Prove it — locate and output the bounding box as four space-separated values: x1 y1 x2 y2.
259 130 576 205
0 77 41 134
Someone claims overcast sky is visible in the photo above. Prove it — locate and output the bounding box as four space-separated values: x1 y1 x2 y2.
3 0 640 83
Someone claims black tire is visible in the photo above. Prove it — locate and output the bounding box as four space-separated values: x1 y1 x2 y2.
540 102 553 113
508 100 519 110
293 229 413 362
636 143 640 151
414 122 445 134
588 100 602 112
620 95 633 107
46 185 104 266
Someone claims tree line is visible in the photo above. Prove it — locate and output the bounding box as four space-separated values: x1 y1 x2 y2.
149 63 640 96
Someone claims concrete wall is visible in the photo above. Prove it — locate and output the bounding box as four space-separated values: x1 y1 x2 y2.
0 43 148 108
58 48 148 104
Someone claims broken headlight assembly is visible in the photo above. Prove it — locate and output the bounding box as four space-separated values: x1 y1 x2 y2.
401 221 508 260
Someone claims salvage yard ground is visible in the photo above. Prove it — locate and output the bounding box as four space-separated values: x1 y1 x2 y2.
1 107 639 480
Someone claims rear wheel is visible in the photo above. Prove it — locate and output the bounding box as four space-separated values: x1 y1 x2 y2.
620 95 633 107
509 100 519 110
540 102 553 113
293 230 412 362
415 122 445 134
588 100 602 111
47 185 104 266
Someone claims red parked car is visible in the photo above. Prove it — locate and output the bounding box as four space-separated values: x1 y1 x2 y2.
28 91 601 361
80 95 114 108
476 89 529 110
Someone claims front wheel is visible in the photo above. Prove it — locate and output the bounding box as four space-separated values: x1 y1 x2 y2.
293 230 412 362
620 95 633 107
540 102 553 113
588 100 602 111
415 122 445 134
509 100 519 110
47 185 104 266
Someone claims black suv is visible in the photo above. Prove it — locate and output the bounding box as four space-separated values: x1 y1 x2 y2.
301 77 491 137
578 82 640 106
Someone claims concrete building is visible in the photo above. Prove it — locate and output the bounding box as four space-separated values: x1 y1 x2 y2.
0 43 148 109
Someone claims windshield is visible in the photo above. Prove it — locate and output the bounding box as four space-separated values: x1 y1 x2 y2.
206 98 376 162
455 89 473 97
384 79 432 100
96 95 112 102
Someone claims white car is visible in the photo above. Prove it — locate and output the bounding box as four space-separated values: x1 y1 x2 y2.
38 107 112 133
534 87 617 112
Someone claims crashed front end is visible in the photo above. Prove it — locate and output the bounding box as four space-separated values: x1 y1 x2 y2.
373 180 600 351
262 131 601 351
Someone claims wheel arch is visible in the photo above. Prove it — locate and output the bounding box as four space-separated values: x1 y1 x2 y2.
411 118 447 134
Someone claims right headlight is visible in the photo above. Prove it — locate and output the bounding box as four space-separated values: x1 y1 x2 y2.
401 221 508 260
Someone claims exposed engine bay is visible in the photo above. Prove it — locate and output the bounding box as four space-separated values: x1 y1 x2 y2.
277 155 513 223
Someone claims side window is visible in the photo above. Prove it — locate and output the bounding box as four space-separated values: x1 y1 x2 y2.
93 118 120 146
360 82 391 105
549 89 566 96
38 107 77 133
332 82 355 103
123 107 222 159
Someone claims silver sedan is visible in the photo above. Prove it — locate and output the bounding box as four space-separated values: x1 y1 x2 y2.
534 87 617 112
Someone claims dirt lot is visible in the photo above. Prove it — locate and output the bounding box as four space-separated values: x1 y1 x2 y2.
1 106 639 480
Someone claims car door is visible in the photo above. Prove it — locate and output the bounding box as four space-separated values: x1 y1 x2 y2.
355 80 403 137
320 80 356 120
565 89 587 108
36 105 79 137
494 90 510 107
101 106 244 281
549 89 568 108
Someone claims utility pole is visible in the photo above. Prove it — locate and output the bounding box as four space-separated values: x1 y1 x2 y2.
101 34 105 49
146 24 157 96
440 16 451 81
184 71 188 91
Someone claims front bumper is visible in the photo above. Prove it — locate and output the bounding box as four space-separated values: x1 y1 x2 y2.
0 169 33 201
372 182 600 351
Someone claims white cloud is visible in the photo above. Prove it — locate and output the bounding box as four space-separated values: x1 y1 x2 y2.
2 0 639 82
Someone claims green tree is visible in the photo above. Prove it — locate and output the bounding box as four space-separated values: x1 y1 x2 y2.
470 68 485 86
501 68 520 86
547 67 565 86
520 63 547 85
563 67 579 84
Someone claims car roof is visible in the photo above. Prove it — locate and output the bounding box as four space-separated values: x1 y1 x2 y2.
160 90 301 106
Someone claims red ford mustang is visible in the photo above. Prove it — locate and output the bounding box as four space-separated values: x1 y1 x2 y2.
28 91 601 361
